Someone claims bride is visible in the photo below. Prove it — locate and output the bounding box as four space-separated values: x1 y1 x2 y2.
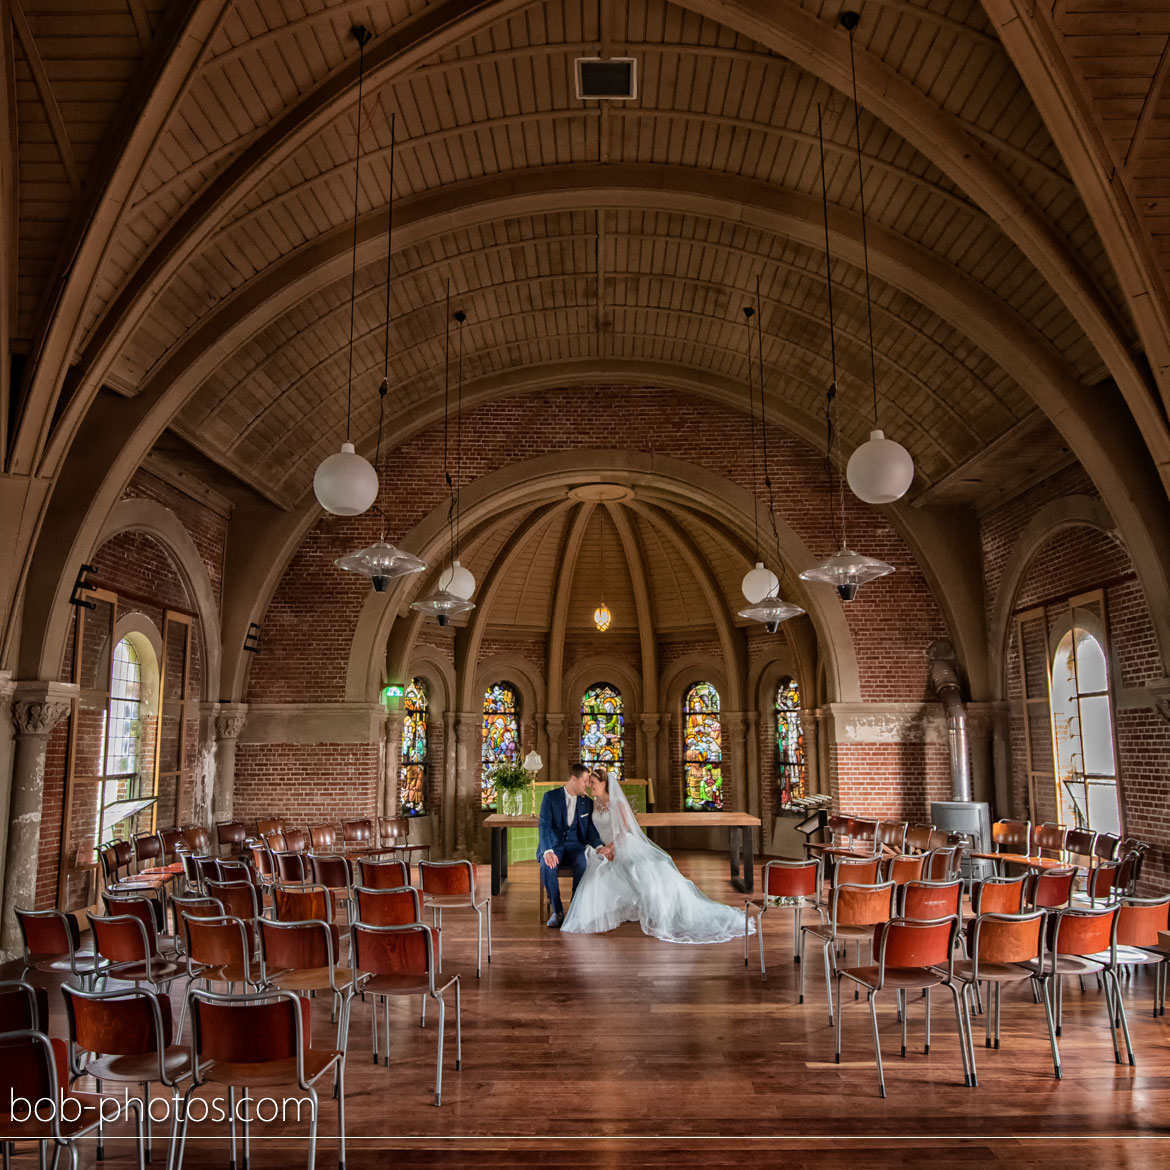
561 768 753 944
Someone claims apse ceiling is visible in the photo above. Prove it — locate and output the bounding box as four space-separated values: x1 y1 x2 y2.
8 0 1146 512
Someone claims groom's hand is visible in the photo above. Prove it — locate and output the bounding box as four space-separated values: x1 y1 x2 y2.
542 849 559 868
599 845 615 861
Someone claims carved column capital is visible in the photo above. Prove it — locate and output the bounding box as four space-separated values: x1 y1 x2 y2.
214 705 248 741
639 713 663 737
11 681 76 737
544 712 566 735
721 710 749 737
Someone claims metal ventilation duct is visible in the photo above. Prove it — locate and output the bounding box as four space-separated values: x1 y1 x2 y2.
927 639 972 803
575 57 637 100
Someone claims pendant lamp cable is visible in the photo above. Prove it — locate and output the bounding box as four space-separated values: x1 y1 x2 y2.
454 308 466 561
754 276 786 578
442 281 454 566
743 306 760 562
372 109 396 538
344 25 372 443
842 12 879 428
817 102 845 551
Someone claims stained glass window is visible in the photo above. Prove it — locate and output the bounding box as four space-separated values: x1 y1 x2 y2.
775 677 806 807
481 682 519 808
399 678 428 816
684 682 723 810
581 684 623 781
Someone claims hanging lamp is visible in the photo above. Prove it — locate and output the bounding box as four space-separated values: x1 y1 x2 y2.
739 306 780 606
838 12 914 506
737 284 804 633
314 26 380 516
413 291 475 625
800 103 894 603
593 507 612 632
437 309 476 601
335 112 428 592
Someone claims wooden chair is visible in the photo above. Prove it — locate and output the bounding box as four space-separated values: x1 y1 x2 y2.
378 817 430 863
835 915 967 1096
168 894 224 954
215 821 247 858
356 857 411 890
970 875 1026 916
15 907 100 989
1064 826 1098 870
255 817 286 837
203 879 261 937
88 911 185 993
883 854 926 887
342 819 375 848
354 885 424 925
273 849 311 885
419 860 492 978
273 883 334 925
309 854 356 922
158 828 186 864
175 989 345 1169
1079 857 1122 906
182 826 211 855
905 824 935 854
1092 832 1121 864
1026 866 1078 911
831 854 881 887
991 819 1031 870
132 831 185 877
924 845 962 882
309 823 338 851
1112 895 1170 1018
347 922 460 1103
799 880 896 1022
745 858 823 979
259 918 352 1042
876 821 908 854
1033 822 1067 860
61 983 191 1161
899 878 962 924
284 828 309 854
952 910 1057 1083
850 820 879 852
248 839 276 890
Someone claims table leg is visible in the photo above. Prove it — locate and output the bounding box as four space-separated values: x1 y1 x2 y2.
491 828 504 896
742 827 754 893
730 828 742 890
501 828 508 880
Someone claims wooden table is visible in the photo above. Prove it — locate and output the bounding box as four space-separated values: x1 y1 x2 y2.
483 811 762 896
968 851 1067 872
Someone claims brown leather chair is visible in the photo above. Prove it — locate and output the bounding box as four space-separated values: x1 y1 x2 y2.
419 860 492 978
215 821 247 857
905 824 935 854
181 826 211 855
342 819 374 848
1033 822 1067 860
256 817 286 837
378 816 430 862
309 823 338 851
356 857 411 890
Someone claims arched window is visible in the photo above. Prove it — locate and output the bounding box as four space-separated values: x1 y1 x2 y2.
97 637 144 846
399 678 428 816
775 678 806 807
1051 625 1120 834
581 684 623 781
684 682 723 811
481 682 519 809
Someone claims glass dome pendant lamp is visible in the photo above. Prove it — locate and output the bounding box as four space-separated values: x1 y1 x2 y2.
839 11 914 506
334 109 427 592
412 293 476 626
313 26 380 517
799 104 894 603
735 286 804 633
593 508 612 632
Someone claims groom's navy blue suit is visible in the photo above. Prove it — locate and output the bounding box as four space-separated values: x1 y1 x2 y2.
537 786 603 920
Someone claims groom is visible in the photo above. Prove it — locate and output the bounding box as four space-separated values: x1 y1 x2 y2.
538 763 612 928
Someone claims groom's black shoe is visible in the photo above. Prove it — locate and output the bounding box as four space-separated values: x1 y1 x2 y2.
546 914 564 929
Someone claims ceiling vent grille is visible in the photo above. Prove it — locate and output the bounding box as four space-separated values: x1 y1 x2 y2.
575 57 637 100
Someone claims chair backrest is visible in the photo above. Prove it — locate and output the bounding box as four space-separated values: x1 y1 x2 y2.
308 823 337 851
89 913 153 962
419 859 474 896
190 990 309 1067
343 818 374 845
264 830 288 853
992 819 1031 853
309 853 354 891
904 824 935 854
378 816 409 844
1093 832 1121 861
350 922 434 982
926 829 961 852
1114 850 1141 896
0 1031 60 1114
1064 826 1098 861
1121 840 1149 888
182 826 211 854
170 895 224 942
356 857 410 890
274 850 309 884
248 842 274 879
354 885 422 926
832 881 896 929
1028 866 1077 910
1116 896 1170 948
272 884 332 924
61 985 171 1057
204 879 260 923
884 854 926 886
833 855 881 885
875 916 956 971
133 832 163 868
259 918 341 978
256 817 286 837
283 828 308 854
968 911 1044 967
1086 858 1121 899
924 845 961 881
900 878 962 922
876 821 907 852
972 875 1026 916
214 859 256 886
826 814 853 843
181 852 207 888
216 821 247 852
1033 821 1067 857
1051 906 1117 958
157 827 185 861
101 894 160 941
762 859 820 900
0 981 47 1032
97 842 120 884
851 819 878 845
184 915 251 972
15 908 80 961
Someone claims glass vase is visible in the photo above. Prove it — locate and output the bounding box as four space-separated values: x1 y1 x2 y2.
501 788 524 817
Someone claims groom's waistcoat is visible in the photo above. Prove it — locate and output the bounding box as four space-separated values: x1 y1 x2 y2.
537 788 597 859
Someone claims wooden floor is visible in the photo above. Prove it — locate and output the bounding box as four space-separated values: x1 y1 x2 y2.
11 853 1170 1167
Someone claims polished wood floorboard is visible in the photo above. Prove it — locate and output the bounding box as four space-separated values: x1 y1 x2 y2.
10 853 1169 1167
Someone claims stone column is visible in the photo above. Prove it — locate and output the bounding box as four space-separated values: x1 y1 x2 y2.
192 702 219 829
544 713 566 781
442 712 457 857
801 708 820 798
722 711 749 815
454 712 482 859
382 709 405 819
1 683 75 957
655 712 673 811
0 672 16 889
212 704 247 824
746 709 761 819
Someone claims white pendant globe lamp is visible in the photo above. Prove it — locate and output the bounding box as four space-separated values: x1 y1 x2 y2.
314 25 379 517
742 562 779 605
840 10 914 507
438 560 476 600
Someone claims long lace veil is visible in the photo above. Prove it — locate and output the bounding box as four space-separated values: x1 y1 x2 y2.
601 769 671 863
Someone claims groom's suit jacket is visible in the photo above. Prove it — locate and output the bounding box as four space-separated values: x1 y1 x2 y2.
537 787 603 861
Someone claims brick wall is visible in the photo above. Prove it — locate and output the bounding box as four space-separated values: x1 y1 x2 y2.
830 741 953 822
233 743 380 827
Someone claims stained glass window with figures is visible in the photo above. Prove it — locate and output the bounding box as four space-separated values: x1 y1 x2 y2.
399 678 428 816
481 682 519 808
581 684 623 782
775 677 806 807
684 682 723 810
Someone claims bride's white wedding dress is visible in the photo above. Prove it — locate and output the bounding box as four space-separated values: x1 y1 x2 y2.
561 784 753 944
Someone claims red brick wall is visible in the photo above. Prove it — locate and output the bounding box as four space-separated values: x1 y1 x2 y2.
233 743 380 827
830 741 952 822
